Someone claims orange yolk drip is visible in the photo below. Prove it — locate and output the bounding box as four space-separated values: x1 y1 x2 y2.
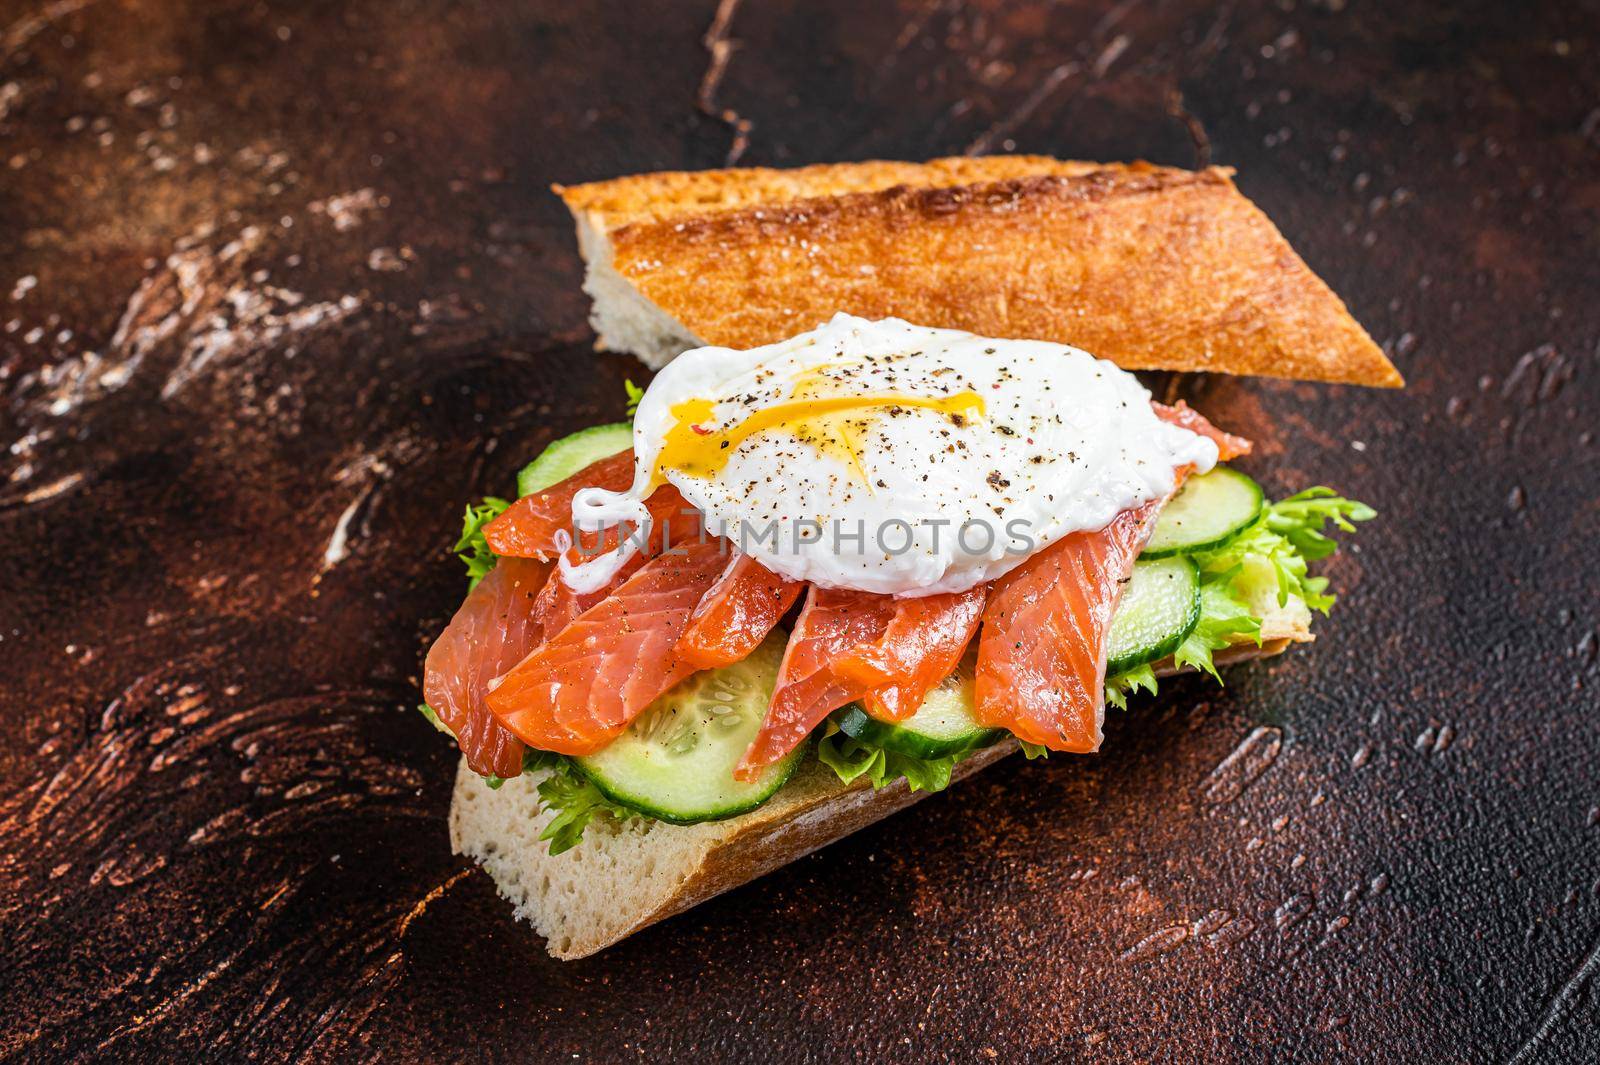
653 389 986 487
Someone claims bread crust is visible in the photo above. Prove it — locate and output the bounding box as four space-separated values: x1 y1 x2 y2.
556 155 1104 231
561 158 1401 387
451 637 1295 959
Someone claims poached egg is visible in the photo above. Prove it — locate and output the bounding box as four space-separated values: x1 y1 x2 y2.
563 314 1218 596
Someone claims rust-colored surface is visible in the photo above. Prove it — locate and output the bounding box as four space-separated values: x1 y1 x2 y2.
2 1 1596 1060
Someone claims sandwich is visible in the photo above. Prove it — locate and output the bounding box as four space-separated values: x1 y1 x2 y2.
422 157 1400 960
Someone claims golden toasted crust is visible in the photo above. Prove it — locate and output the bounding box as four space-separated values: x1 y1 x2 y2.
556 155 1104 231
564 159 1401 388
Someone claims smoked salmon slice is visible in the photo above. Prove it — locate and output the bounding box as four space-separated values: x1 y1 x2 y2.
921 404 1248 754
898 406 1246 752
423 556 551 779
483 446 704 562
485 539 731 755
490 479 699 561
675 552 803 670
514 549 659 752
736 587 893 780
833 586 986 721
527 542 652 638
736 586 988 779
973 499 1163 751
484 450 636 559
1153 400 1253 462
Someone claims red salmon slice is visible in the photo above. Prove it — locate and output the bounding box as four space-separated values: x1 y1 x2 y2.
675 552 803 670
497 482 703 748
972 401 1250 752
1153 400 1253 461
490 477 700 562
735 587 895 780
736 586 988 778
833 586 987 721
486 539 731 755
973 500 1164 751
515 547 650 752
458 538 653 758
422 556 550 779
484 450 635 559
528 547 646 639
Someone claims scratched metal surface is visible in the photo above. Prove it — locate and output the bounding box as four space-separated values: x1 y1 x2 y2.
1 0 1596 1060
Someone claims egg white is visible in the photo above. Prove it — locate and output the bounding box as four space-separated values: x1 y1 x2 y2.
567 314 1218 597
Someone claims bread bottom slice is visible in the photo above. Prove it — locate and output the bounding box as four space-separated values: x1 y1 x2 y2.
450 638 1294 959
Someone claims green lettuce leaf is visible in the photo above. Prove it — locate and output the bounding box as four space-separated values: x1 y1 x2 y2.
624 379 645 417
1197 489 1373 614
1171 577 1261 681
529 757 642 855
815 729 961 793
1103 482 1372 705
522 748 566 775
455 497 511 590
1266 488 1375 563
1105 662 1159 711
419 714 641 847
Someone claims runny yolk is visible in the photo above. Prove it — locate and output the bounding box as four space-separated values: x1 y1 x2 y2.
653 385 986 487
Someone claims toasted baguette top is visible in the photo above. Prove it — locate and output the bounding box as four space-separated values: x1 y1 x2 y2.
556 155 1105 231
558 157 1401 388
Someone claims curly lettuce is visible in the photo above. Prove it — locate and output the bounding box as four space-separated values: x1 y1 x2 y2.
467 745 642 853
816 728 961 793
525 753 642 855
815 725 1049 791
1106 486 1373 704
422 703 635 853
455 497 511 590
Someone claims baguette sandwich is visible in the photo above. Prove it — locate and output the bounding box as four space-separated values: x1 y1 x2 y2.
422 157 1399 959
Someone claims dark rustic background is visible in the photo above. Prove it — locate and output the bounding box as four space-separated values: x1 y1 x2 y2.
2 0 1596 1061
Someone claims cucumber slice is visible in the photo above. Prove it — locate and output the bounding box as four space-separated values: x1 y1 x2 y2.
1142 466 1265 558
573 633 804 824
1106 557 1201 674
516 422 632 498
833 656 1004 760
